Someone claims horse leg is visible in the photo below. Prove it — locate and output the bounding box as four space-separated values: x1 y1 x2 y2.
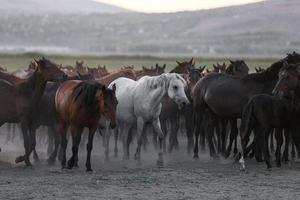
60 123 68 169
168 116 179 153
200 113 207 151
121 123 131 160
103 122 112 161
134 117 145 161
86 126 97 171
225 119 237 158
47 127 54 156
15 123 31 166
160 118 167 154
270 129 275 153
193 114 201 159
113 128 119 158
185 112 194 154
207 119 217 158
275 128 283 167
282 129 290 163
215 118 221 153
68 126 83 169
263 129 272 169
151 118 164 166
220 119 227 155
47 125 60 164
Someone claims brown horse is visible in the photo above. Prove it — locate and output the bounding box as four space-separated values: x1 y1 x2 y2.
192 53 300 158
87 65 109 79
171 58 195 74
0 57 66 166
55 80 117 171
96 68 137 86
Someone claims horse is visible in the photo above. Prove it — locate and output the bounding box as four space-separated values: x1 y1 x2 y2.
55 80 118 171
192 52 300 159
170 58 194 74
108 73 189 165
152 63 204 154
87 65 109 79
225 60 249 76
96 68 137 86
239 93 299 169
0 57 66 166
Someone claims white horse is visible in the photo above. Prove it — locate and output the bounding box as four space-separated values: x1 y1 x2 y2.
108 73 189 164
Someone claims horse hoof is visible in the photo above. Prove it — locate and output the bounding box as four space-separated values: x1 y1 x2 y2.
86 168 93 172
15 156 25 163
67 160 74 169
193 154 199 159
276 162 281 168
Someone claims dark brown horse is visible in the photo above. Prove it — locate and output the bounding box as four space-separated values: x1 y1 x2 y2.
225 60 249 76
239 93 299 169
0 57 66 166
192 53 300 158
55 80 117 171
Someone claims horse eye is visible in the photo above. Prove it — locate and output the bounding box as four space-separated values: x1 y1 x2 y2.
173 85 178 90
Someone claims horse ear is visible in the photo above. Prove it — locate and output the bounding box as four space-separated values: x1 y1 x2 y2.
176 61 181 65
112 83 116 92
189 58 194 64
229 60 234 64
163 64 166 69
102 85 106 92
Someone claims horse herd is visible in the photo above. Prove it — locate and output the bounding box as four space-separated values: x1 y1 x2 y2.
1 52 300 172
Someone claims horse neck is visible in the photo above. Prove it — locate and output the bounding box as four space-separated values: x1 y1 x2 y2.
25 70 47 108
244 61 282 94
146 74 170 107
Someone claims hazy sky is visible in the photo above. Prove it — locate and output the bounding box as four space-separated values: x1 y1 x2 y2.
95 0 263 13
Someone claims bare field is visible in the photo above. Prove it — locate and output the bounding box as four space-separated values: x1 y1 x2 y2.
1 128 300 200
0 54 275 72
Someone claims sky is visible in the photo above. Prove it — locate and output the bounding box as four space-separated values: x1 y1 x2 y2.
95 0 263 13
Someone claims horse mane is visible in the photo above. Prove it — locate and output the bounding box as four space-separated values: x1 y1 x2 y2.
145 73 186 89
72 81 103 112
242 60 283 82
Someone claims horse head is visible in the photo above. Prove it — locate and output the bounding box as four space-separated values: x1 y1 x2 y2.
167 73 190 108
273 62 300 95
34 57 66 81
103 84 118 128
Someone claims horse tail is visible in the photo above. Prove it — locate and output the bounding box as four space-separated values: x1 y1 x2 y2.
240 99 256 148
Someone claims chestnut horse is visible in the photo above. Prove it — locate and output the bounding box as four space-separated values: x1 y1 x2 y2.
0 57 66 166
96 68 137 86
55 80 117 171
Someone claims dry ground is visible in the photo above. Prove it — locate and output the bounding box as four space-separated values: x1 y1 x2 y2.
1 129 300 200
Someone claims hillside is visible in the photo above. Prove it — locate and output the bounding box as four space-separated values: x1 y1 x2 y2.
0 0 130 15
0 0 299 57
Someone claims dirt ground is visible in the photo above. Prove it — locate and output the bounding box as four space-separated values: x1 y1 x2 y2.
1 131 300 200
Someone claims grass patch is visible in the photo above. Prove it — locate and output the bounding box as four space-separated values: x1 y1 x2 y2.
0 53 277 72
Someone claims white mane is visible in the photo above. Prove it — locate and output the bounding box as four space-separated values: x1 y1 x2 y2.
143 73 186 89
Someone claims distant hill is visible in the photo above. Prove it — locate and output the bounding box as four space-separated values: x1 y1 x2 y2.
0 0 299 57
0 0 130 15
